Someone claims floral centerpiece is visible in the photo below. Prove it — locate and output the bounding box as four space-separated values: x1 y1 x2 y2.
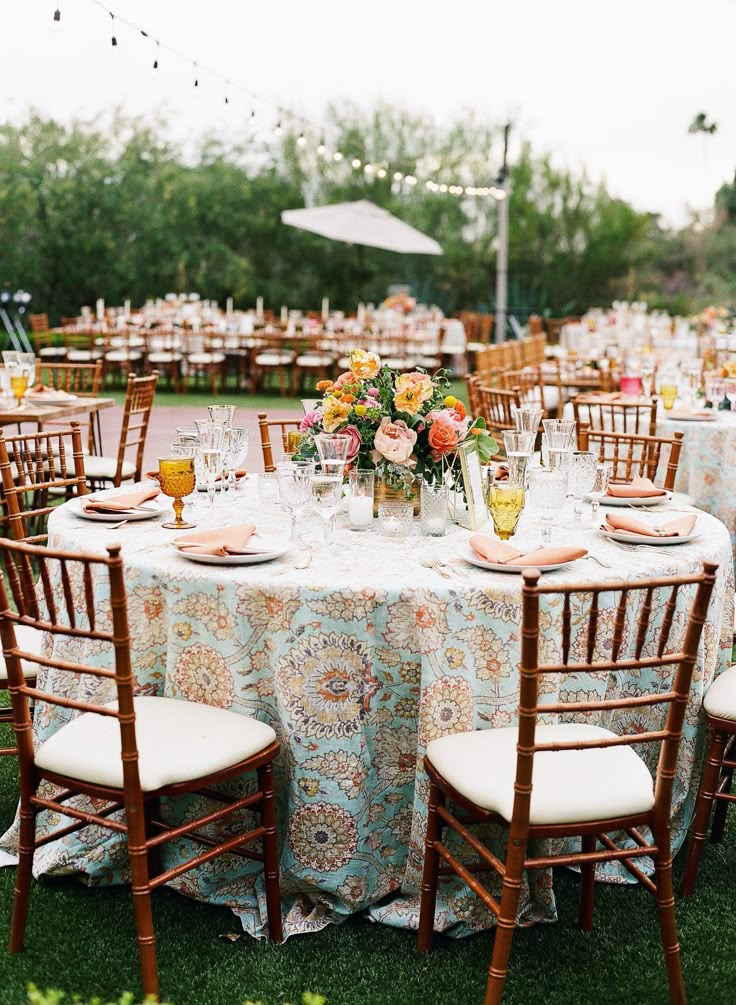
296 350 497 503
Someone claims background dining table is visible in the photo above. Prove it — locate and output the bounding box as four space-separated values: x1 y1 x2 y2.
0 395 115 453
1 479 733 940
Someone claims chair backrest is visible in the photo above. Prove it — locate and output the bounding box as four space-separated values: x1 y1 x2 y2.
573 395 657 437
497 367 546 414
0 423 88 543
0 537 146 811
527 315 544 336
510 563 717 842
113 372 158 486
465 375 484 420
36 360 102 397
29 313 49 334
478 385 520 440
257 412 301 472
578 426 684 491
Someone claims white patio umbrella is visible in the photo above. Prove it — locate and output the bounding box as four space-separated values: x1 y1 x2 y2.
281 199 443 256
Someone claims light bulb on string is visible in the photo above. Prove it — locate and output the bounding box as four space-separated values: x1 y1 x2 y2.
351 158 361 169
193 63 199 87
333 151 343 162
274 121 283 136
297 133 307 148
317 139 326 155
377 168 387 179
393 171 403 182
153 41 159 69
53 5 60 23
110 11 117 46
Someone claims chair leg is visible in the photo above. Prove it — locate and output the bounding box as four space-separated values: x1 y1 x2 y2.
652 817 686 1005
710 734 735 843
258 762 283 943
681 728 727 897
417 779 444 953
578 833 596 932
127 814 159 1001
9 800 37 952
485 880 522 1005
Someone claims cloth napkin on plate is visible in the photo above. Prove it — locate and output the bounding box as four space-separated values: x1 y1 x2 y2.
469 534 588 566
605 476 667 498
83 486 160 514
603 513 696 538
26 385 75 401
173 523 259 556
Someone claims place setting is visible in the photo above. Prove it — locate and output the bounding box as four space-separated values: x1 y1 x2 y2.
69 484 165 523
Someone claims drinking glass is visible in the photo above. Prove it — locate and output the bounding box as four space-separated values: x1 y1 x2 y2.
378 500 413 537
488 476 525 541
512 404 543 434
705 377 726 411
277 459 314 543
17 353 36 389
315 433 351 478
222 426 249 492
311 470 343 545
502 430 534 486
420 483 449 537
196 421 225 521
207 404 236 426
159 456 196 529
7 364 28 410
287 430 302 455
527 467 567 545
258 471 279 504
588 461 611 522
658 374 678 411
348 469 374 531
726 380 736 411
568 451 598 521
640 365 654 399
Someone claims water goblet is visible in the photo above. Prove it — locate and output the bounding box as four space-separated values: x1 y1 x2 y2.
588 461 611 522
502 430 534 486
568 451 598 521
726 380 736 411
315 433 351 478
512 404 543 434
207 404 236 426
706 377 726 411
488 475 525 541
311 469 343 545
527 467 567 545
196 421 225 521
277 459 314 544
258 471 279 504
158 455 196 529
640 365 655 399
222 426 249 492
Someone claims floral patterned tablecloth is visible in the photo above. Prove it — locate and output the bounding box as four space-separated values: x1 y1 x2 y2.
658 411 736 556
1 481 733 940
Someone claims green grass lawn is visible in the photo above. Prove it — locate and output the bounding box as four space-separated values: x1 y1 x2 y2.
0 704 735 1005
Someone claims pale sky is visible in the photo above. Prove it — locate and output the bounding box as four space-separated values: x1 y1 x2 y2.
4 0 736 226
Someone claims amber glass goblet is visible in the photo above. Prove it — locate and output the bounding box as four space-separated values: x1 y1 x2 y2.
159 456 196 529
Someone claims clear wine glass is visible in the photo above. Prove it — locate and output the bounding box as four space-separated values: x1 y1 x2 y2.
568 451 598 521
726 380 736 411
705 377 726 411
222 426 249 493
196 421 225 521
527 467 567 545
315 433 351 479
277 460 314 544
311 471 343 545
207 404 236 426
588 461 611 522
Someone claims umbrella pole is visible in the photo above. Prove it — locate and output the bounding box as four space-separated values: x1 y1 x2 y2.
494 124 511 344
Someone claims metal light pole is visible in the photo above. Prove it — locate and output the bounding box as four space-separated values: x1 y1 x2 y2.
494 123 511 344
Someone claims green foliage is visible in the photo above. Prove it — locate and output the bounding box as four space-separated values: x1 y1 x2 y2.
0 109 654 321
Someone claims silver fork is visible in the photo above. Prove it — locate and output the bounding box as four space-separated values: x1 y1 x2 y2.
423 549 469 579
584 554 612 568
420 554 453 580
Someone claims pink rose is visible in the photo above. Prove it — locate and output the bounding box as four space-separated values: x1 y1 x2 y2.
300 408 323 433
366 387 380 398
372 417 417 466
342 424 363 464
334 371 355 389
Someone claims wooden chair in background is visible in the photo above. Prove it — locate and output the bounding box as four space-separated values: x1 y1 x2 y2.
0 537 283 1000
497 367 547 417
417 562 717 1004
84 372 158 488
28 314 66 361
573 395 658 437
257 412 301 472
478 385 521 444
578 427 684 492
36 361 103 453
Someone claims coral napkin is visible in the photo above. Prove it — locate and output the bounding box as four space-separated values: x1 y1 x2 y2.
605 476 667 498
174 523 258 556
469 535 587 566
83 486 160 513
603 513 696 538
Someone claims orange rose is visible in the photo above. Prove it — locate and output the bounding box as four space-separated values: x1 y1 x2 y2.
454 400 467 420
428 420 459 460
341 393 356 404
316 380 334 392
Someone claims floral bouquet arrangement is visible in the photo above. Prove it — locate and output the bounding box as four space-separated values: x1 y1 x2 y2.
296 350 497 497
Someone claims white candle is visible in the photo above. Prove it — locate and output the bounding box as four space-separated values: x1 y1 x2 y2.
349 495 373 528
357 302 365 323
321 297 329 322
280 305 288 325
124 299 131 320
423 517 446 536
96 298 105 321
226 296 234 318
256 296 264 319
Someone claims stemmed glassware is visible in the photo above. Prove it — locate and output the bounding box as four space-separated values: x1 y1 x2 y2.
207 404 236 426
726 380 736 412
588 461 611 522
658 371 678 411
488 472 525 541
195 420 225 522
527 467 567 545
6 363 28 410
502 430 534 486
222 427 249 492
568 451 598 521
310 469 343 545
315 433 351 478
159 451 197 530
512 404 543 434
705 377 726 411
640 363 655 399
277 459 314 544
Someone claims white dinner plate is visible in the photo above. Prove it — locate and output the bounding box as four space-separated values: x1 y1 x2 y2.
69 496 165 522
599 526 701 546
28 393 78 404
174 543 291 566
461 544 584 573
593 490 672 508
666 411 715 422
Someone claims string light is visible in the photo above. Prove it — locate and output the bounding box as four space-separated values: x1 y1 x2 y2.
333 151 343 162
317 139 327 155
53 5 61 22
110 11 117 45
274 121 283 136
194 62 199 86
351 157 361 169
377 167 387 179
297 133 307 147
405 174 417 186
153 40 159 69
393 171 403 182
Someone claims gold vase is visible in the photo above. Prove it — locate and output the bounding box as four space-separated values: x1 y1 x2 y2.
374 476 421 517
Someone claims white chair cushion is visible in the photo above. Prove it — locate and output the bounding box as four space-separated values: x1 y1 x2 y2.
83 456 136 482
416 357 441 370
704 665 736 721
38 347 67 359
104 350 143 363
295 353 334 367
542 385 560 413
0 624 43 681
147 351 183 364
34 695 277 792
427 723 655 826
187 352 226 365
337 356 350 370
255 352 296 366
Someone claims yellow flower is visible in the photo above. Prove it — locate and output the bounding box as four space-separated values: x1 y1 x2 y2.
354 404 366 417
349 349 381 380
322 395 352 432
394 371 434 414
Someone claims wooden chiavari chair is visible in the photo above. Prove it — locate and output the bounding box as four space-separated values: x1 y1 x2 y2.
35 361 103 454
417 562 718 1005
681 665 736 896
521 333 547 366
573 395 658 437
144 327 183 392
578 427 684 492
291 334 336 394
465 375 484 420
63 325 103 364
29 313 66 361
251 335 296 396
479 313 494 344
497 367 547 416
258 412 301 472
182 327 227 396
0 423 88 757
102 328 145 385
527 314 544 336
84 372 158 488
0 537 282 1000
478 385 521 443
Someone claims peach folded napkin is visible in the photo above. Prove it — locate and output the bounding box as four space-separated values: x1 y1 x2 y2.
469 534 587 566
603 513 696 538
26 385 75 401
83 486 160 514
174 523 258 556
606 476 667 498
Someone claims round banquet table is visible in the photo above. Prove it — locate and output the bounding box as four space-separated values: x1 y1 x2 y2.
658 410 736 557
2 481 734 940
